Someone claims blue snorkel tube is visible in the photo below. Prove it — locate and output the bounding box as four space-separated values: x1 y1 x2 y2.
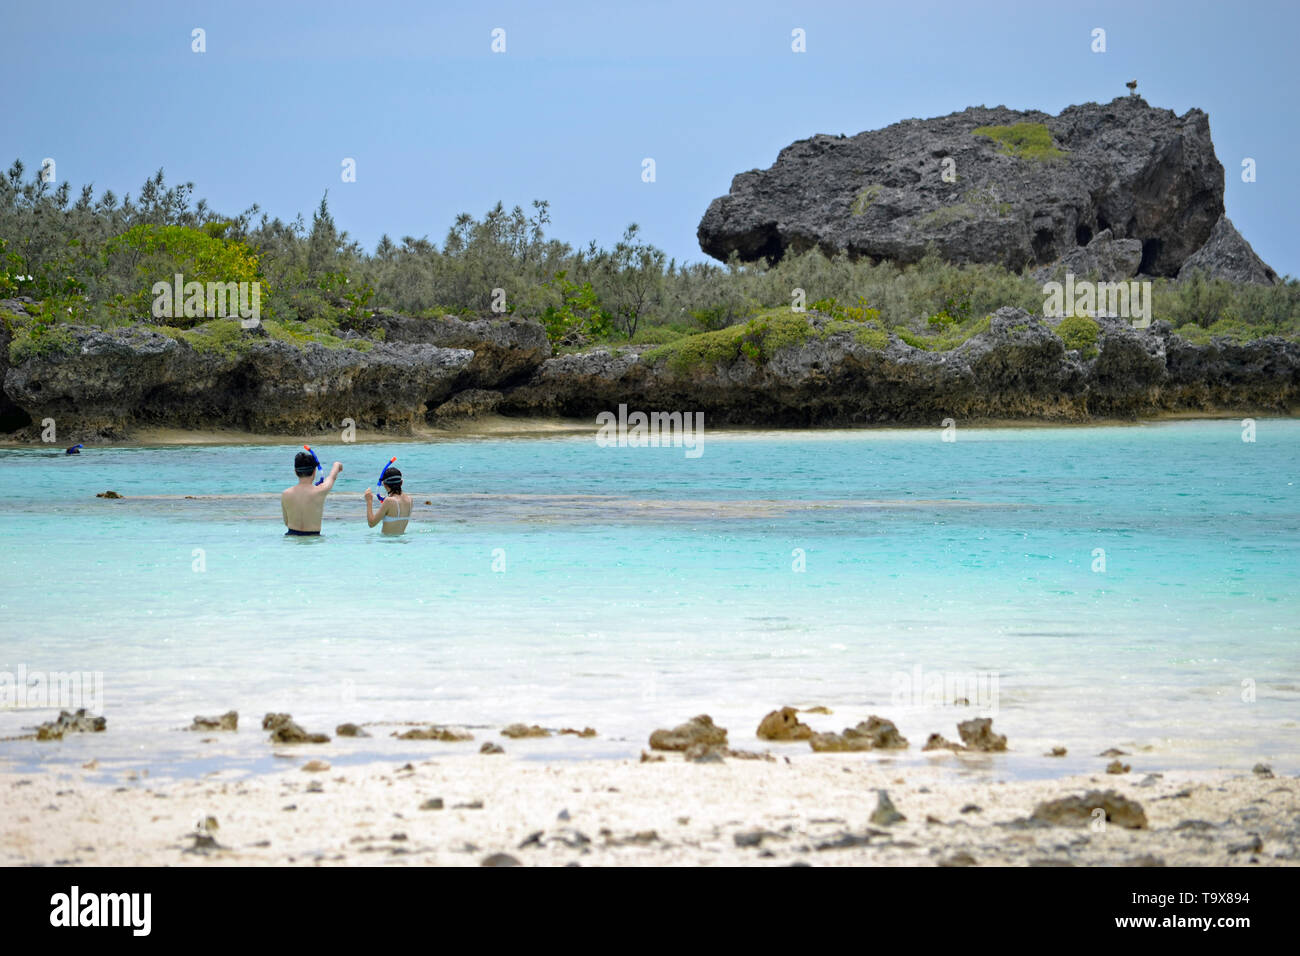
302 445 326 486
374 457 397 503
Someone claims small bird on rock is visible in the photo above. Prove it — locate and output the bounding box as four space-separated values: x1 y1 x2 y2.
1126 79 1138 95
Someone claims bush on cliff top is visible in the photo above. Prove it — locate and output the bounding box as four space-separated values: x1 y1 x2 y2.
5 299 81 363
643 310 818 373
971 123 1066 162
145 318 374 358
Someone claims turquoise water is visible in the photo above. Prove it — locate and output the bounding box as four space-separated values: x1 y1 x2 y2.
0 420 1297 780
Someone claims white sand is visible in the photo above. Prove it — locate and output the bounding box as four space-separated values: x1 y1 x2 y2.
1 754 1294 866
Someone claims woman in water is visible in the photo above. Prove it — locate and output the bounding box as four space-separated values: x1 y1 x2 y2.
364 467 412 535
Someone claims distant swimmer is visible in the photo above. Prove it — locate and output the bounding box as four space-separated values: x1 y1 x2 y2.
65 444 83 455
364 465 411 536
282 449 342 536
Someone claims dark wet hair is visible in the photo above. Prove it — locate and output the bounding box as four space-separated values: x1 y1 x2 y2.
381 467 403 494
294 451 316 477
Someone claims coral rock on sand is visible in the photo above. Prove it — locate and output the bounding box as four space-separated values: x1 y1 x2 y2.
559 727 598 737
501 723 550 738
481 853 522 867
801 706 833 715
648 715 727 751
1106 760 1131 774
394 726 472 742
1046 746 1067 757
683 743 776 763
188 711 237 732
301 760 330 773
1030 790 1148 829
810 716 908 752
923 733 965 752
757 706 813 741
262 713 329 744
870 790 906 826
36 709 106 741
957 717 1007 752
335 723 369 737
640 751 665 763
480 742 505 754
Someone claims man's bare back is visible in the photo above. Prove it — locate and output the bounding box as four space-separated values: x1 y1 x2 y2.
282 454 342 534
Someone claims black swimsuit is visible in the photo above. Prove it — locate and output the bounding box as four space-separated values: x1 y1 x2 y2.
285 529 320 536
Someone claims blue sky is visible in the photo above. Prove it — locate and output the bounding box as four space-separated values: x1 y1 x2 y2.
6 0 1297 275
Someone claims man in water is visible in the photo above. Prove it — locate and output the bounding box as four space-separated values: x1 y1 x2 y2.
281 451 342 535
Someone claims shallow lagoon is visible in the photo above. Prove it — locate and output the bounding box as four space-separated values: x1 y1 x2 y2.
0 420 1296 780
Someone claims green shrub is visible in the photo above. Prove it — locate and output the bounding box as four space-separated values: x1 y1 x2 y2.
851 184 883 216
102 224 267 326
1056 314 1100 358
644 311 817 374
811 296 882 324
852 327 888 350
539 271 612 344
7 300 81 362
630 324 690 346
971 123 1065 161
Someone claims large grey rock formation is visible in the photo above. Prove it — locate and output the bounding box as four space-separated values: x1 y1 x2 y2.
699 97 1228 277
2 315 552 438
501 309 1298 424
1177 215 1278 285
4 310 1295 436
1032 229 1143 284
376 313 551 384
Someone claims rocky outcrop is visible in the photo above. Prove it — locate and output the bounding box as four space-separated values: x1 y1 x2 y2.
376 313 551 385
188 711 237 732
957 717 1007 752
1177 215 1278 285
394 725 473 741
648 714 727 751
432 388 503 422
2 315 551 439
501 723 550 738
4 307 1295 437
1032 229 1143 283
699 97 1233 278
262 712 329 744
1030 790 1148 829
756 706 813 741
501 308 1298 424
809 716 908 752
36 709 106 740
2 325 472 438
0 298 30 430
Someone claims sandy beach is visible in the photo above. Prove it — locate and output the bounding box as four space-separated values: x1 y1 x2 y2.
2 751 1293 867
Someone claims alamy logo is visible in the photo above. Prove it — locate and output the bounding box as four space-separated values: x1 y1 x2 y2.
50 886 151 936
0 665 103 714
1043 273 1150 329
889 665 1000 716
151 273 261 328
596 404 704 459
